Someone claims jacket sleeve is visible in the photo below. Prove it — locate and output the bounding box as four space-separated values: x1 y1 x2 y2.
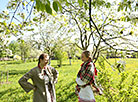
51 67 59 84
18 69 35 93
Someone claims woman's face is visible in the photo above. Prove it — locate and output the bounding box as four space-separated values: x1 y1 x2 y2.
40 55 49 66
81 53 89 62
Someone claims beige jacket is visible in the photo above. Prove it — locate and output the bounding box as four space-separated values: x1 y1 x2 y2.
18 65 58 102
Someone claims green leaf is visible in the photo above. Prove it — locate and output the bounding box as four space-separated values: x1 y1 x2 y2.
106 2 111 8
40 1 45 12
64 0 69 6
53 1 58 12
78 0 83 7
45 3 52 14
120 5 123 11
125 6 128 11
46 0 50 4
117 6 120 12
0 30 4 33
126 16 130 21
33 18 38 21
27 28 34 31
120 16 126 21
84 3 88 10
128 4 132 10
36 0 40 12
57 1 62 12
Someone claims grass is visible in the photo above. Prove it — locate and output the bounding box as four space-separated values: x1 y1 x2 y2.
0 58 138 102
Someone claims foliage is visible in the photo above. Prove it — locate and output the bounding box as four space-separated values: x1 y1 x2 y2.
67 44 82 58
0 0 137 64
29 48 42 60
97 57 138 102
0 34 10 58
34 0 138 16
13 55 21 60
30 14 72 58
0 0 137 101
19 40 31 62
54 50 68 67
54 39 68 66
8 41 20 56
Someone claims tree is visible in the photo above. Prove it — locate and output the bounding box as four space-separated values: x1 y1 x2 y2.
66 43 82 65
54 39 68 67
19 39 31 62
8 41 20 56
60 0 138 63
29 48 43 61
54 49 68 67
0 34 10 58
27 11 74 65
2 0 138 63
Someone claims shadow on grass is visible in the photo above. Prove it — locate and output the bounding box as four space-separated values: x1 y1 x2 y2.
0 61 23 65
9 70 29 75
4 63 71 76
0 88 14 98
56 81 77 102
52 64 71 68
0 88 21 98
63 81 77 101
0 87 31 101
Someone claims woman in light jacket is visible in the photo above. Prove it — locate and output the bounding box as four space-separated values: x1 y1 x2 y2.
18 53 58 102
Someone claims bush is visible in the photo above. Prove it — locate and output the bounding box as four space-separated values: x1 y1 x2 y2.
97 57 138 102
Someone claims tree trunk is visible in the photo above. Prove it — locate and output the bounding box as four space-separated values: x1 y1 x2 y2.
49 58 51 65
60 60 62 67
6 71 9 82
0 71 3 83
69 59 71 65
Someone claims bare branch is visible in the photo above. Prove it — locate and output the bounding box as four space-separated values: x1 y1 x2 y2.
8 2 21 28
75 43 83 50
89 0 138 53
103 33 130 41
21 2 35 29
14 17 22 23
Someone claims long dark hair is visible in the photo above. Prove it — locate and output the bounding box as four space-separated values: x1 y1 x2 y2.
38 53 48 65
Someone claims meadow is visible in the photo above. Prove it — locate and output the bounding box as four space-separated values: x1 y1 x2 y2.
0 58 138 102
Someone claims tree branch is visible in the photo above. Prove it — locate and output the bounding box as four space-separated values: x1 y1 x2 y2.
21 1 35 29
89 0 138 53
8 2 21 28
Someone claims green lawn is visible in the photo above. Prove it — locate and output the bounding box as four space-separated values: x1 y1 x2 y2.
0 58 138 102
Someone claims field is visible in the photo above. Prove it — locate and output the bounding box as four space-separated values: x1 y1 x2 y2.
0 58 138 102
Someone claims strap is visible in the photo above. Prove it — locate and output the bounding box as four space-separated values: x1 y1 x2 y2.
77 83 90 88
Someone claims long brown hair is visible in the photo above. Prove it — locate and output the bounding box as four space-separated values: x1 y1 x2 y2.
38 53 48 65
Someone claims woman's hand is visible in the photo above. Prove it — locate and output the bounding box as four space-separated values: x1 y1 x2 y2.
33 86 37 91
99 89 103 95
92 87 103 95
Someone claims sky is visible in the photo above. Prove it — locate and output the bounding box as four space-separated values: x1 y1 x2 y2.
0 0 16 41
0 0 29 41
0 0 9 12
0 0 17 41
